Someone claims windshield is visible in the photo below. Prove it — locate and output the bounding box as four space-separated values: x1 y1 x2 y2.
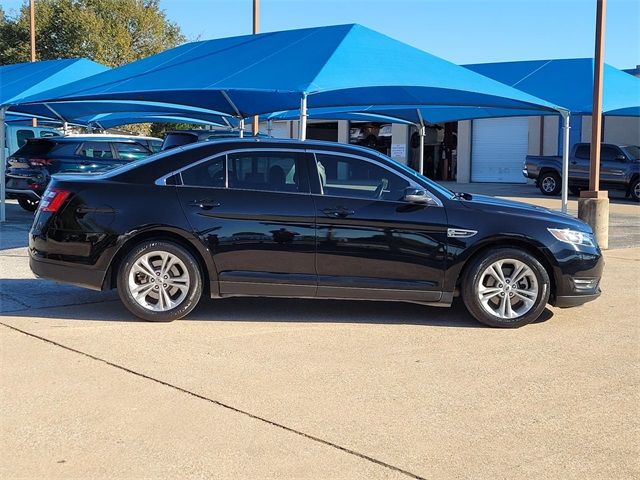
622 145 640 160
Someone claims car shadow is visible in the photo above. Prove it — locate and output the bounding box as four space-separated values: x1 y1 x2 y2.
0 278 554 328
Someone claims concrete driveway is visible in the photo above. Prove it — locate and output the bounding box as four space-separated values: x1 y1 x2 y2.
1 196 638 480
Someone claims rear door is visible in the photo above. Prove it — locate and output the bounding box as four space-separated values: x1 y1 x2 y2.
309 150 448 303
600 145 628 188
176 148 317 297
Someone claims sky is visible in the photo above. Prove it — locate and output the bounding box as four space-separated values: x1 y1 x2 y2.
2 0 639 69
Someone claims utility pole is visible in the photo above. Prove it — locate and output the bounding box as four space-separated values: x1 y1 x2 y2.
578 0 609 249
251 0 260 137
30 0 38 127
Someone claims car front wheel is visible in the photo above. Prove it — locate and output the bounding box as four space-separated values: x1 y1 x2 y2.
117 240 203 322
462 248 550 328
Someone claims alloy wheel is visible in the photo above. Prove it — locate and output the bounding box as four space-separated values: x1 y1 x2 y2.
477 259 538 319
128 250 190 312
541 176 556 193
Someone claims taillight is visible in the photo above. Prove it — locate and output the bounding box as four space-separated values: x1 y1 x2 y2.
29 158 53 166
39 188 71 213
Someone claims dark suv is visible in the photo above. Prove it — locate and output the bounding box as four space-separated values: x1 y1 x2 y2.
29 139 603 328
5 135 160 211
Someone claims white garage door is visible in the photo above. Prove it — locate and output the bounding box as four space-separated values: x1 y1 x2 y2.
471 117 528 183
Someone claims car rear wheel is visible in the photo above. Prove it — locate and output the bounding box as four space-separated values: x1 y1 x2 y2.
630 178 640 202
18 197 39 212
539 172 561 196
117 240 203 322
462 248 550 328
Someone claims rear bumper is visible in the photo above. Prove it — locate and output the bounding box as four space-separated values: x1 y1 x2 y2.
29 255 106 291
5 188 41 200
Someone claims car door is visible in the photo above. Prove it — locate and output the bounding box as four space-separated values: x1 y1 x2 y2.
176 148 317 297
599 145 627 189
309 150 448 303
570 144 590 185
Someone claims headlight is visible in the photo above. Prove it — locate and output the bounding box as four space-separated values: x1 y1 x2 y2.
548 228 596 247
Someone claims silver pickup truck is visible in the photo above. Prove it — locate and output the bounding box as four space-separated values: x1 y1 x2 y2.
523 143 640 201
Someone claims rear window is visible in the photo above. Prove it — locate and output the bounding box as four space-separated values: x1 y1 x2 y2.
12 139 57 156
79 141 114 159
16 129 35 147
162 133 198 150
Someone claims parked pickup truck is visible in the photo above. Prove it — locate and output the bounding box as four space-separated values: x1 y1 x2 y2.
523 143 640 201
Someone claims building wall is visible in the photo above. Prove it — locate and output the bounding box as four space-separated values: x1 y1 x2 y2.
456 120 472 182
390 124 410 166
581 115 640 145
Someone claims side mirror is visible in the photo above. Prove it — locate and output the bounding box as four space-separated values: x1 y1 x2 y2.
403 187 430 204
615 154 627 162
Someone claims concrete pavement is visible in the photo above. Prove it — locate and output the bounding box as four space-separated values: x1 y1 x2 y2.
1 195 639 479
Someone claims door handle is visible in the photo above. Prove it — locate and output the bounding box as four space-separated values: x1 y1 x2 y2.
321 207 355 218
188 199 221 210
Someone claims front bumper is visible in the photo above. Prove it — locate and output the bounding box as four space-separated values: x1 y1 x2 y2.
553 289 602 308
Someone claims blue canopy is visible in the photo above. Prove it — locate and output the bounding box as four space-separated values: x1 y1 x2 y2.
79 111 232 129
12 24 563 119
465 59 640 116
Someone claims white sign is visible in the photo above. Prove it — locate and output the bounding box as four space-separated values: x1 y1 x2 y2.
391 143 406 159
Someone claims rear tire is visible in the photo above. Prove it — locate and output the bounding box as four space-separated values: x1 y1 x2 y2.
117 240 203 322
18 197 39 212
630 178 640 202
462 248 550 328
538 172 561 196
569 185 583 196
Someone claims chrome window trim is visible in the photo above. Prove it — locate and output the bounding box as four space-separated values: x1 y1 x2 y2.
308 149 443 207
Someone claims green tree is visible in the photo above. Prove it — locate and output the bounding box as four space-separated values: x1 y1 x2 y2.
0 0 184 67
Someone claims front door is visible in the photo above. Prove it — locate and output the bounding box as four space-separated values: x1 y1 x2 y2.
309 151 448 303
176 149 317 297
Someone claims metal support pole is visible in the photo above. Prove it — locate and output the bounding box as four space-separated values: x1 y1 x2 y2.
1 107 7 222
30 0 37 127
239 119 245 138
299 94 308 141
416 109 425 175
251 0 260 136
560 111 570 213
267 119 273 137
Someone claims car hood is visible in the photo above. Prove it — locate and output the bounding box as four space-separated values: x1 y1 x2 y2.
457 194 592 232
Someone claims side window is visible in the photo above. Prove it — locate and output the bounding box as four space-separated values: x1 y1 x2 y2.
574 145 589 159
227 152 306 193
315 153 409 201
79 142 114 159
114 142 151 160
181 156 226 188
16 129 35 147
601 146 620 162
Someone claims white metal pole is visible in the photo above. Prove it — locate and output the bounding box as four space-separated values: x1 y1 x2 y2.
0 106 7 222
299 94 308 141
561 111 571 213
416 109 425 175
239 118 245 138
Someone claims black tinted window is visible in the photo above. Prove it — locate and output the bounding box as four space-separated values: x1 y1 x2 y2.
13 139 56 156
162 133 198 150
228 152 306 193
80 142 113 159
16 129 35 147
575 145 589 159
181 156 226 188
114 142 151 160
315 153 409 201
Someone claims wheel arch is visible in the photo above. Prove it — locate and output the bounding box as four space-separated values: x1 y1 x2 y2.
451 237 558 300
103 227 219 297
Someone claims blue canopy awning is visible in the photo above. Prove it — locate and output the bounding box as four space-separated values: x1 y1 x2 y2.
465 59 640 116
12 24 563 119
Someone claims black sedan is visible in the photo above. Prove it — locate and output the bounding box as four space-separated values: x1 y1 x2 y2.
28 139 603 327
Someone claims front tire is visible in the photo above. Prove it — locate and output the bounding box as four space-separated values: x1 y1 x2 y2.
630 178 640 202
117 240 203 322
538 172 561 196
18 197 39 212
462 248 550 328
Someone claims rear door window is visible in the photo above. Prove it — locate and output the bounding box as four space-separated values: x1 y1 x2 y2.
181 156 226 188
227 151 307 193
114 142 151 160
79 142 114 159
16 129 35 147
574 145 589 159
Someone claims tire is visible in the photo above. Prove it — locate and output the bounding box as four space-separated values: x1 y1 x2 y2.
569 186 582 196
117 240 203 322
462 248 550 328
18 197 39 212
630 178 640 202
538 171 561 196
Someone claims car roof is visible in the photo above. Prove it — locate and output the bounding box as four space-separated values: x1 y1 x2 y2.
49 135 149 143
